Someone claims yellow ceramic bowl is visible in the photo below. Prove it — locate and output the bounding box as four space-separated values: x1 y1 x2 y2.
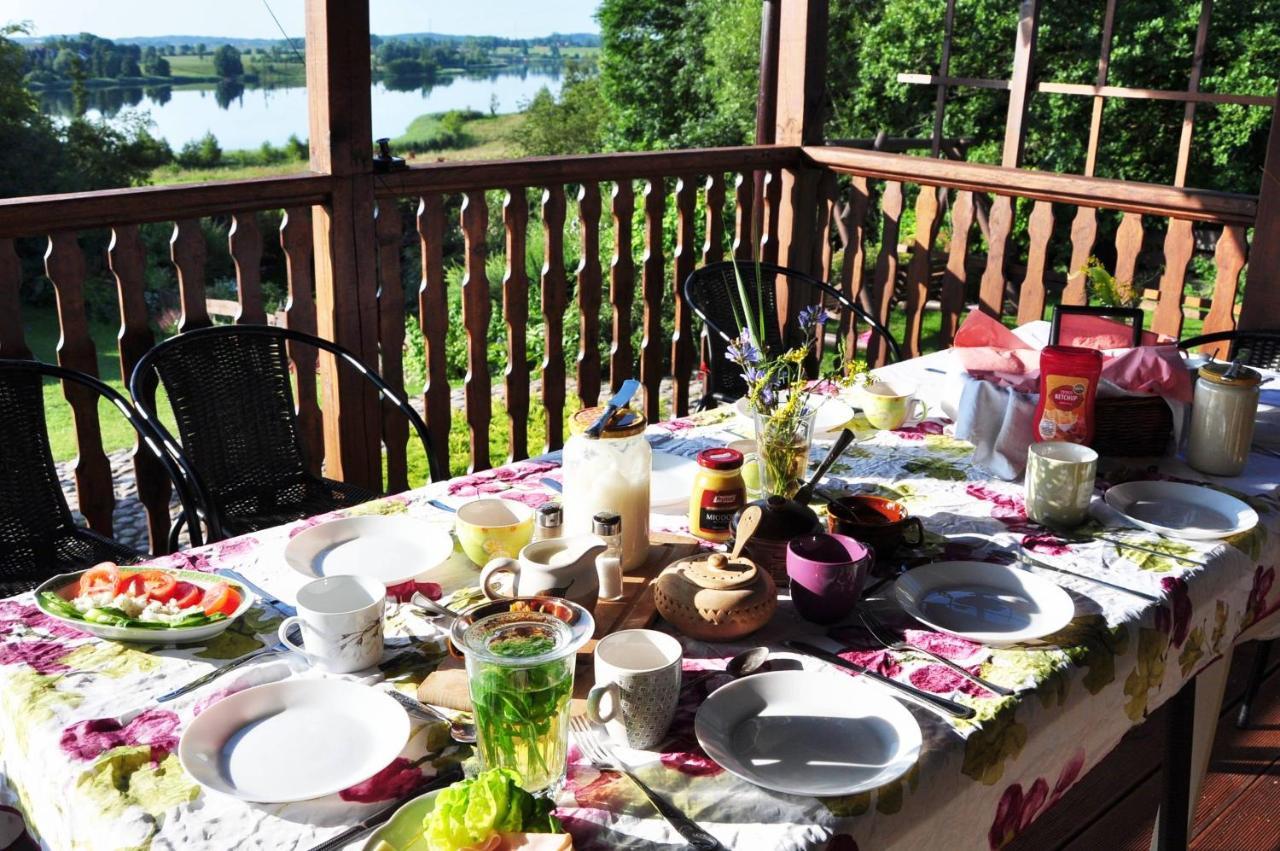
454 498 535 566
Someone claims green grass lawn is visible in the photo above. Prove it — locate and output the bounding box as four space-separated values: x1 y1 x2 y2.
394 111 525 161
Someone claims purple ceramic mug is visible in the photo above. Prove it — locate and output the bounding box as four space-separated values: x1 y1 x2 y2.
786 533 872 625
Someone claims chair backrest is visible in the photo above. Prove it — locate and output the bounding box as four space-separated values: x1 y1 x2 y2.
1177 329 1280 371
132 328 312 511
0 367 78 566
684 260 901 403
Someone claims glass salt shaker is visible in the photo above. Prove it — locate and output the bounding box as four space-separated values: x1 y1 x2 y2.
533 502 563 542
593 512 624 601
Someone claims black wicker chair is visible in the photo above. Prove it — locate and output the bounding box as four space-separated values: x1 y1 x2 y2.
0 360 204 595
683 260 903 408
129 325 440 544
1178 327 1280 728
1177 329 1280 371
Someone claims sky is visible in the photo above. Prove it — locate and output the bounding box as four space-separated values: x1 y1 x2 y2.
6 0 600 40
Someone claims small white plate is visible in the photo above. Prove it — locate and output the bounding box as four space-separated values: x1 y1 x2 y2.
284 516 454 586
694 669 921 797
893 561 1076 645
364 787 443 851
178 679 409 803
1104 480 1258 540
811 398 856 439
651 452 697 513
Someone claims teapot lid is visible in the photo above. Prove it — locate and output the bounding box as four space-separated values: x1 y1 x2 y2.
682 552 759 590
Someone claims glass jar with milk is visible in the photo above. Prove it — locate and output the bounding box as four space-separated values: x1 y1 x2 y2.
562 408 651 571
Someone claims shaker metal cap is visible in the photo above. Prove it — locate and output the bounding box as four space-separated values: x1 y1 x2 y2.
592 511 622 535
536 502 563 528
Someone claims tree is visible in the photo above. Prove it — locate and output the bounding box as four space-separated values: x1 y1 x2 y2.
213 45 244 78
515 62 606 156
121 55 141 77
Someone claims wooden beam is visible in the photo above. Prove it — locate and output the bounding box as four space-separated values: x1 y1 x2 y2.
305 0 381 490
803 147 1257 225
774 0 828 323
1002 0 1041 168
1175 0 1214 187
1085 0 1117 177
1238 79 1280 331
897 74 1274 108
753 0 781 247
931 0 957 158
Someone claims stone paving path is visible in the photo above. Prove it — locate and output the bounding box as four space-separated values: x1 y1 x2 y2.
54 375 685 556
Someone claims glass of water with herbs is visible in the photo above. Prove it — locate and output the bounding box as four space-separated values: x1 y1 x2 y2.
451 597 595 792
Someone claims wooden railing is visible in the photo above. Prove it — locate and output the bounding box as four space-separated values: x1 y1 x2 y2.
0 143 1260 553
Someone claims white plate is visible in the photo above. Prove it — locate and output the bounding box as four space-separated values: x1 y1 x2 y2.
1103 480 1258 540
893 561 1076 645
811 398 856 439
651 452 697 513
33 568 255 645
694 670 921 797
179 679 409 803
284 516 454 585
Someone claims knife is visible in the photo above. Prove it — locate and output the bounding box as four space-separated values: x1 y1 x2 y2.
217 568 296 618
585 378 641 438
306 764 465 851
784 640 976 720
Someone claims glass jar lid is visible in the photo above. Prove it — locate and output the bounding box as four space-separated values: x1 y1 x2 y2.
449 597 594 668
570 406 647 439
1199 362 1262 388
697 447 744 471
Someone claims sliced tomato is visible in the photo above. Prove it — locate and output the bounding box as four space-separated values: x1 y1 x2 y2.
201 582 242 617
135 570 178 603
171 581 203 609
78 563 121 597
118 573 146 597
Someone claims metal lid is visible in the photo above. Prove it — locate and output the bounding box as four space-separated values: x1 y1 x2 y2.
697 447 744 471
536 502 563 528
592 511 622 536
570 406 647 439
1199 361 1262 388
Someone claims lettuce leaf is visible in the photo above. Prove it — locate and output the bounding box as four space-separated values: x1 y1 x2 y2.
423 769 562 851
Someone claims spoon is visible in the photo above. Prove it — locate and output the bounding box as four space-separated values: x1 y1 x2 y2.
411 591 459 624
681 646 770 693
385 690 477 743
730 505 763 561
793 428 856 504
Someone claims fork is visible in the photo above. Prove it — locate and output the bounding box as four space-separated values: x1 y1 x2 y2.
856 610 1015 697
155 641 284 702
569 715 725 850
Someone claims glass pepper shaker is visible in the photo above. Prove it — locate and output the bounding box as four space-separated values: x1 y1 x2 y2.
533 502 564 542
593 512 624 601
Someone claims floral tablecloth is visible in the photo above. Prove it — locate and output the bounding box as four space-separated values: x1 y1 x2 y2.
1 366 1278 850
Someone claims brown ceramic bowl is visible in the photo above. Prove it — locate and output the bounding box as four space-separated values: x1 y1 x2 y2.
825 495 924 577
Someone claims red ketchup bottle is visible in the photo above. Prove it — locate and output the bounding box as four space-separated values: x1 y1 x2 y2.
1033 345 1103 445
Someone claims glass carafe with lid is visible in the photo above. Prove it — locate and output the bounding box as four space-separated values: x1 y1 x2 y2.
561 407 651 571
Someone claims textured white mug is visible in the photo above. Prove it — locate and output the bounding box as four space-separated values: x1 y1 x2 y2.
1025 441 1098 529
277 575 386 674
586 629 682 750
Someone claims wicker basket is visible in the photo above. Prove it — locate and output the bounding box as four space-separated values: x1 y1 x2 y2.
1092 395 1173 457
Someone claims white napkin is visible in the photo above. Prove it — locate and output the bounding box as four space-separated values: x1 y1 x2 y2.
952 376 1037 481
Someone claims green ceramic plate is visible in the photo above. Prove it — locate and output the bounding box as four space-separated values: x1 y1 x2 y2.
363 788 441 851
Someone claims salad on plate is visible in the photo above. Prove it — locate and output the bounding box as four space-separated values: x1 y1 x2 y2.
36 562 249 634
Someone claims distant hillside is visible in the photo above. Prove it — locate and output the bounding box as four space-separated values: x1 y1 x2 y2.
14 32 601 49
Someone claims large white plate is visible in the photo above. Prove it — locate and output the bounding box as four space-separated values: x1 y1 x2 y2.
1103 480 1258 540
284 516 454 585
893 561 1076 645
179 679 409 803
651 452 697 513
694 670 921 797
33 567 255 645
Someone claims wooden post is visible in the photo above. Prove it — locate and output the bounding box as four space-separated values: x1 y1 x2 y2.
774 0 828 333
1002 0 1040 168
752 0 781 249
305 0 381 490
1239 79 1280 330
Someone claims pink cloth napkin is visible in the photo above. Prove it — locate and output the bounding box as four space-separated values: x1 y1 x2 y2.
951 309 1192 403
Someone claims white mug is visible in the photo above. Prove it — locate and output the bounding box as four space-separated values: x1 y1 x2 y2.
277 575 386 674
1026 441 1098 529
586 629 682 750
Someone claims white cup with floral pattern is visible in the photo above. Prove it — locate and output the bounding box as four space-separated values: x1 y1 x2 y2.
277 575 386 674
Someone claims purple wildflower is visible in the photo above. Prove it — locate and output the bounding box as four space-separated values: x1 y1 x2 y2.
725 329 761 367
798 304 830 331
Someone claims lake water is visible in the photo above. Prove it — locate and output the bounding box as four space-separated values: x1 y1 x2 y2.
37 69 563 151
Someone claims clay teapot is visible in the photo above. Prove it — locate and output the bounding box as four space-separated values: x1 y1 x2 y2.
652 552 777 641
730 495 822 585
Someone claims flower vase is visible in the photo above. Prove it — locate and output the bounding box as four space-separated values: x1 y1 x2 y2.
752 407 816 498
